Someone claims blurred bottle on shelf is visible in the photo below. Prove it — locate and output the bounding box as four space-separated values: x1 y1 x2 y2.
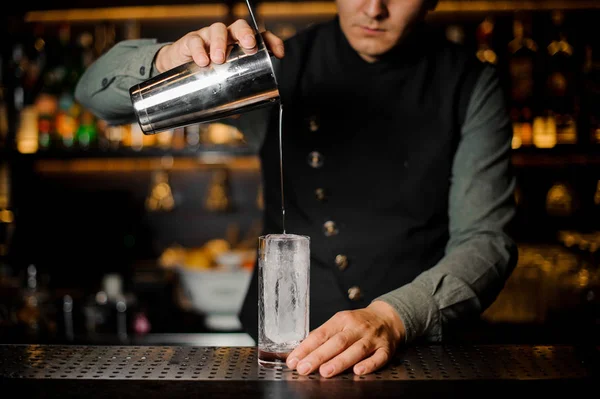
16 264 55 340
205 168 232 213
56 23 82 98
532 114 557 148
16 105 39 154
155 129 174 149
105 124 125 150
10 43 26 115
542 10 578 145
184 124 203 149
507 13 538 149
201 123 244 146
146 170 175 212
12 23 48 111
475 16 497 65
75 110 98 149
445 24 465 45
592 180 600 229
94 23 116 57
22 22 102 152
0 88 8 149
34 93 58 150
546 181 579 222
128 122 144 151
55 92 78 149
0 50 8 149
583 44 600 145
0 161 15 264
171 127 187 151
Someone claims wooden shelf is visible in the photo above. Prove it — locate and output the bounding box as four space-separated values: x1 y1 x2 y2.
238 1 600 18
434 0 600 13
33 155 261 173
511 148 600 168
24 4 229 23
6 146 261 173
24 1 600 23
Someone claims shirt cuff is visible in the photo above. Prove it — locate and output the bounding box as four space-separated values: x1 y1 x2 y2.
373 282 442 344
84 41 167 95
122 42 167 79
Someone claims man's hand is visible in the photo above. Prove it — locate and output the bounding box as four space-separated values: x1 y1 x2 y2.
154 19 285 73
286 300 406 378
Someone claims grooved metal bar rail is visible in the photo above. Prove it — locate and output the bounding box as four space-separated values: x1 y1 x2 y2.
0 344 598 398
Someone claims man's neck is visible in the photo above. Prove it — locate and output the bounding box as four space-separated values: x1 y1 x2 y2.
358 52 379 63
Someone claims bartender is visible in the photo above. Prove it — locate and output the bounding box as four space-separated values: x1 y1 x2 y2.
75 0 518 379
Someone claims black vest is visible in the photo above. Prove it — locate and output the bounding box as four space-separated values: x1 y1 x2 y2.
239 18 484 342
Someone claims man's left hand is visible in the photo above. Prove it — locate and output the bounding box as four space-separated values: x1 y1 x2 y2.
285 300 406 378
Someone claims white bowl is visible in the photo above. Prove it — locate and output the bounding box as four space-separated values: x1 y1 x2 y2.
176 267 252 316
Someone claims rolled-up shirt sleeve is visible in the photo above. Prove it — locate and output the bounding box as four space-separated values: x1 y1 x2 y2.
374 65 519 343
74 39 271 150
74 39 168 125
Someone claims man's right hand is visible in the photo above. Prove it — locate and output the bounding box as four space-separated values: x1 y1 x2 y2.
154 19 285 73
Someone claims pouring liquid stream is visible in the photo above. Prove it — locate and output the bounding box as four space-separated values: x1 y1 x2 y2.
279 103 286 234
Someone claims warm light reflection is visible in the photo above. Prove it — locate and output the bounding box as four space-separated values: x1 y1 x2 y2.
17 106 39 154
0 209 14 223
22 1 600 24
25 5 229 22
27 346 47 367
34 157 260 174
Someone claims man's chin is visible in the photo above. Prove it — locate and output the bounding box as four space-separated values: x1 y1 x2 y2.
355 46 390 61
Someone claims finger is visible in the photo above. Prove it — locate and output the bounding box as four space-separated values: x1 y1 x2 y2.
286 325 335 370
228 19 257 49
207 22 228 64
353 347 390 376
294 330 358 376
319 339 374 378
185 33 210 67
262 30 285 58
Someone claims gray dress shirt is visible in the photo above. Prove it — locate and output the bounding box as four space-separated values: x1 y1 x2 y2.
75 38 519 343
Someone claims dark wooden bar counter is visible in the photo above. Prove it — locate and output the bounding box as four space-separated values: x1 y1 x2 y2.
1 344 598 398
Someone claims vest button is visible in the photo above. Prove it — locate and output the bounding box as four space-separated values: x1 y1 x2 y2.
348 286 362 301
323 220 338 237
307 151 324 168
315 188 327 202
309 116 319 132
335 254 348 271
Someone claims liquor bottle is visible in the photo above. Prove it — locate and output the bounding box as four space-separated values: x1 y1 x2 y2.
55 93 77 149
507 13 538 148
445 24 465 45
16 106 39 154
542 10 578 145
0 53 7 150
0 88 8 149
546 181 578 219
34 93 58 150
583 44 600 144
75 109 97 149
205 169 231 212
19 23 47 109
0 161 15 261
475 17 497 65
532 114 557 149
10 43 25 114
